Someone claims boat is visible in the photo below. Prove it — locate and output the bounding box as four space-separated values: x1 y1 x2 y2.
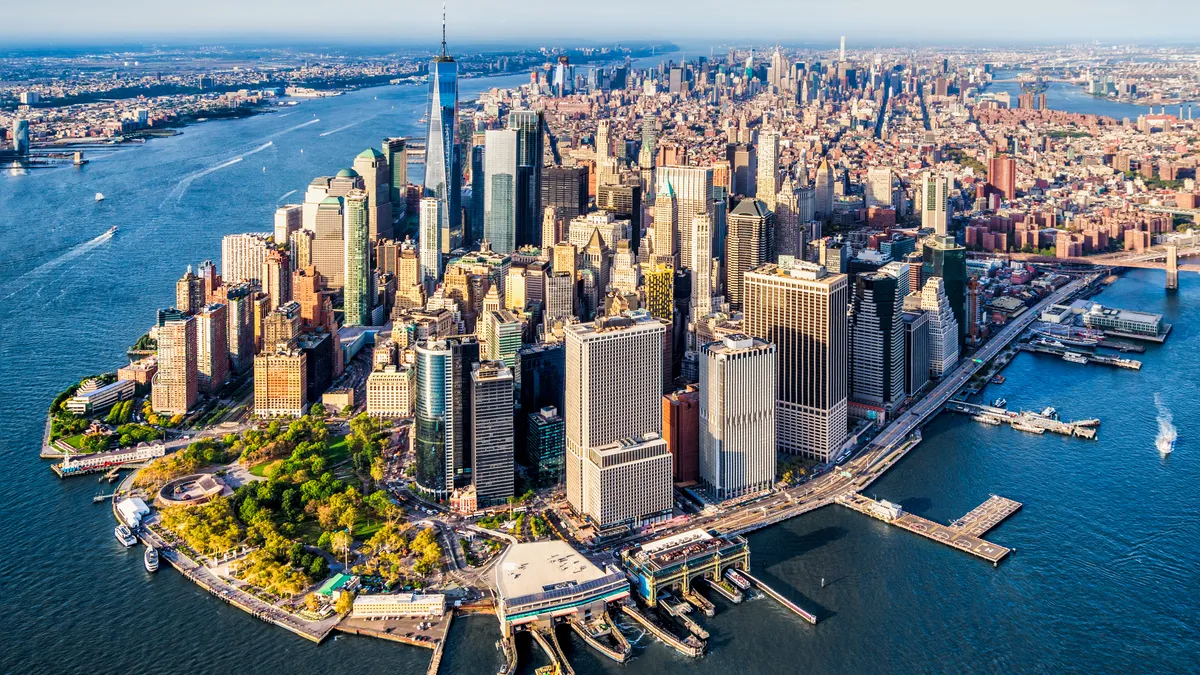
990 375 1006 385
115 525 136 547
1040 407 1058 418
992 398 1008 408
104 225 117 237
144 547 159 572
1158 436 1176 454
95 192 105 202
1062 352 1089 364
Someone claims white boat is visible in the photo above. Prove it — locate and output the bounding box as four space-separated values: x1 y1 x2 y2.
104 226 117 237
1062 352 1088 364
1157 436 1176 454
95 192 105 202
144 547 159 572
115 525 136 547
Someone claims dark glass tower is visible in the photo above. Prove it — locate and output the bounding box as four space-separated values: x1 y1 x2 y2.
922 235 967 345
507 110 545 249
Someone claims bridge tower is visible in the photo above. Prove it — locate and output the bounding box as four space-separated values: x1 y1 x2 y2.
1166 244 1178 291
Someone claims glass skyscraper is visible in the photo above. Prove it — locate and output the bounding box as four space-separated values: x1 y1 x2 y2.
424 44 461 255
415 341 455 497
483 129 518 253
342 189 372 327
508 110 545 249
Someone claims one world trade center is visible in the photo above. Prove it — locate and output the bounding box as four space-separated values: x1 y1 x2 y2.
423 10 461 256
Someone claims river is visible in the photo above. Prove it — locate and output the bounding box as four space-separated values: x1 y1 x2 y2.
1 71 1197 674
986 75 1198 121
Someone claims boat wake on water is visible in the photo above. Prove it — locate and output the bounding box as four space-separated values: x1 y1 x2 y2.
277 189 298 202
318 117 372 137
1 227 117 302
169 141 274 201
1155 393 1177 454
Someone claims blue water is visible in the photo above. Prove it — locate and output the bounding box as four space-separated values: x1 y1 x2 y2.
987 78 1197 121
2 72 1198 674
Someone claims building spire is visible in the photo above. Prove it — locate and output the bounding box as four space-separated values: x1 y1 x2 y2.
441 3 447 57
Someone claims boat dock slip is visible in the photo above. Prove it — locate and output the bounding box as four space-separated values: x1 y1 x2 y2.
836 493 1021 566
618 602 705 657
946 401 1099 440
529 626 575 675
737 570 819 625
1017 342 1142 370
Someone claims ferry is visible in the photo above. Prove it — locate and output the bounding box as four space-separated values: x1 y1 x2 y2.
115 524 137 547
144 547 159 573
1062 352 1089 364
992 398 1008 408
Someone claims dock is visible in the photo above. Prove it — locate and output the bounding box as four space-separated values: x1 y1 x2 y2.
836 493 1021 566
737 570 818 625
617 602 705 657
699 576 743 604
946 401 1099 440
1018 342 1142 370
529 625 575 675
660 601 710 640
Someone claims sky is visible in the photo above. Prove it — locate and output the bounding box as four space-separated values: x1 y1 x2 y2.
3 0 1200 45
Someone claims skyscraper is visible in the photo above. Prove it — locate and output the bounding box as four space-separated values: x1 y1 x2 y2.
424 17 461 254
508 110 545 249
690 214 716 320
662 386 700 483
151 309 197 415
419 197 442 291
920 277 960 377
273 205 301 245
743 259 849 461
848 265 907 413
921 171 951 235
726 143 756 197
657 166 714 272
343 189 373 327
565 313 667 523
221 233 271 286
176 267 204 316
468 142 486 247
726 199 774 311
195 303 228 395
415 340 457 497
253 348 307 417
699 335 777 500
815 157 835 218
774 171 815 260
527 406 565 486
353 147 393 241
987 155 1017 201
756 130 780 209
225 283 256 374
471 361 514 506
312 196 345 289
262 248 291 310
903 309 930 397
922 235 967 344
382 137 408 209
542 166 589 225
483 128 518 253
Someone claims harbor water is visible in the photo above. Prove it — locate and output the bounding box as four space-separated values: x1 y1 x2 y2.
2 77 1198 674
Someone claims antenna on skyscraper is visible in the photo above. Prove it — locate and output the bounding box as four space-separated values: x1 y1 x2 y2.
441 3 447 57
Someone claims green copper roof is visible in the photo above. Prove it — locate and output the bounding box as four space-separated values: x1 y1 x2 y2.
357 147 384 160
335 168 359 178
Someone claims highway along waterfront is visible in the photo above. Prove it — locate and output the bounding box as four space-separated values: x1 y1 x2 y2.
1 68 1198 673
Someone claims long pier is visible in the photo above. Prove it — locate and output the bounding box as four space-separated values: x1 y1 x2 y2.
946 401 1099 439
1017 342 1142 370
737 570 818 625
836 493 1021 566
618 602 704 657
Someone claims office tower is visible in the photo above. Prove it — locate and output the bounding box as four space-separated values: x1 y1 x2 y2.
274 205 302 244
903 309 930 397
551 241 577 284
639 117 657 169
414 340 457 497
541 206 559 251
743 259 849 461
644 263 674 321
815 157 835 218
252 293 272 354
564 313 667 524
194 303 228 395
482 309 523 370
261 248 291 310
424 19 461 254
920 277 960 377
468 143 486 246
726 143 757 197
221 233 271 285
151 309 197 415
292 266 325 330
517 342 565 436
839 36 846 62
483 128 518 253
568 211 630 251
987 155 1017 201
253 348 307 417
343 189 373 327
848 267 906 412
651 179 678 266
302 176 332 233
578 432 673 529
224 283 256 373
419 197 442 290
545 273 576 323
289 229 313 272
471 361 515 506
312 197 345 289
690 214 716 320
353 148 393 241
382 137 408 210
662 386 700 483
775 172 815 260
595 184 642 252
756 130 780 209
921 172 951 235
699 335 777 500
527 406 565 486
542 166 589 224
509 110 545 249
726 199 774 311
12 119 30 155
580 230 612 319
176 267 205 315
922 235 967 344
366 364 416 418
611 240 639 294
865 167 894 210
657 166 713 272
264 301 302 351
297 330 333 402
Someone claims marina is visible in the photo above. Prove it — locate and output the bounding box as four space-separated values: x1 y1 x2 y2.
836 493 1022 566
947 401 1100 439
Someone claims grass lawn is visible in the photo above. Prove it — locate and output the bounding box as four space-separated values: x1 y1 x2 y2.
248 459 280 478
353 516 386 541
293 520 324 546
323 434 350 465
61 434 85 450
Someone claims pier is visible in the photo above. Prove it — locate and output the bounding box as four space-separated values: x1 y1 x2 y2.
737 570 819 625
946 401 1099 440
618 602 705 657
567 611 632 663
529 626 575 675
699 576 743 604
1017 342 1142 370
836 493 1021 566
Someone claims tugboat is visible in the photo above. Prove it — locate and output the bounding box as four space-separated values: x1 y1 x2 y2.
144 546 160 573
115 524 136 547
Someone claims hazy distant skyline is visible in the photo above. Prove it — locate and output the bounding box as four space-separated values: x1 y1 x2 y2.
5 0 1200 45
